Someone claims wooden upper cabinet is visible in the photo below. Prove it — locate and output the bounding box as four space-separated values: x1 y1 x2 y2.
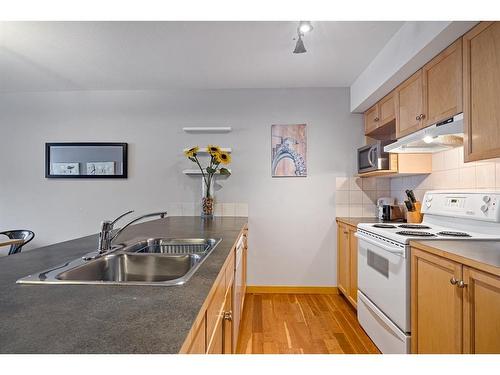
364 93 395 136
423 38 463 127
378 92 395 125
411 248 463 354
364 104 379 134
463 267 500 354
396 69 424 138
463 21 500 162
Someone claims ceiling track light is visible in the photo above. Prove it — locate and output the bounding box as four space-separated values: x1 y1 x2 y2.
293 21 312 54
298 21 313 34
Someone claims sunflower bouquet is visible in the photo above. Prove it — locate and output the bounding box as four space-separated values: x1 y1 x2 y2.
184 145 231 216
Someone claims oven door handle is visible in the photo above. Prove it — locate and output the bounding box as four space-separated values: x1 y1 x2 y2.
354 232 405 257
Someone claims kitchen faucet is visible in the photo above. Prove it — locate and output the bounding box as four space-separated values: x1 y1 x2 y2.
96 210 168 254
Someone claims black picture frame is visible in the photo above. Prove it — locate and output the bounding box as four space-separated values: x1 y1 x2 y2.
45 142 128 179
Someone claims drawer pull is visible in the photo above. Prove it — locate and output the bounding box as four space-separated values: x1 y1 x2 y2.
223 311 233 321
450 277 458 285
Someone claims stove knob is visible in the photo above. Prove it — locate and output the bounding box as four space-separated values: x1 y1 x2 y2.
481 204 489 213
483 195 491 203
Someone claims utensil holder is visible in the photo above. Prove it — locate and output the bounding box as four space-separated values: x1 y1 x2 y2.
406 202 423 223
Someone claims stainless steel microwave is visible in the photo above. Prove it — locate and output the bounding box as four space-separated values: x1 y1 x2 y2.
357 140 393 174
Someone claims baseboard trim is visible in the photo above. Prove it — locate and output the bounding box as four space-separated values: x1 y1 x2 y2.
246 286 338 294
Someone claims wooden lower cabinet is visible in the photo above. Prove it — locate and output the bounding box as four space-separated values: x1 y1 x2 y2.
336 221 357 309
411 248 463 354
180 227 247 354
207 316 224 354
337 223 349 297
185 316 206 354
223 286 233 354
411 246 500 354
463 267 500 353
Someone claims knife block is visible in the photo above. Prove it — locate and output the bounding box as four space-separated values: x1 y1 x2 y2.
406 201 423 223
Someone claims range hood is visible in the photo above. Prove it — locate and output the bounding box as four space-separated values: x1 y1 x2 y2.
384 113 464 153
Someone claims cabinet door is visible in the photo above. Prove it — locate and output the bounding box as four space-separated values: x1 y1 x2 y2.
396 70 424 138
423 38 463 127
223 287 233 354
233 242 244 352
411 248 463 353
347 228 358 308
187 317 206 354
463 267 500 353
463 22 500 162
207 317 223 354
364 104 379 134
337 223 349 297
242 230 247 304
379 92 396 126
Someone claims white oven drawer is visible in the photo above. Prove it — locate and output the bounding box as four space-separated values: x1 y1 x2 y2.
358 291 411 354
356 232 410 332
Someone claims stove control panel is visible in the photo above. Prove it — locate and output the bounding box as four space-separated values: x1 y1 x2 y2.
422 191 500 222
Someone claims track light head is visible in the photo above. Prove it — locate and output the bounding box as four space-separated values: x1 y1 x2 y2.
293 34 307 54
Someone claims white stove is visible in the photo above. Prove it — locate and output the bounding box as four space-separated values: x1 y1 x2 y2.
355 191 500 354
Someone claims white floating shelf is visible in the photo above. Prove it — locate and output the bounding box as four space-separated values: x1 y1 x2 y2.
183 169 232 176
183 147 232 154
183 127 232 133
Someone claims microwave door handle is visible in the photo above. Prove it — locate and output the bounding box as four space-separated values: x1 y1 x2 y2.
354 232 405 256
367 147 376 167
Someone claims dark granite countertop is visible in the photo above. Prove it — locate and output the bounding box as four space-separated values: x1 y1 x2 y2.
0 216 247 353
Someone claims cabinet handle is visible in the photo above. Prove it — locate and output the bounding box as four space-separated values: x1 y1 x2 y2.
374 117 379 122
457 280 467 288
450 277 458 285
223 311 233 321
416 114 426 120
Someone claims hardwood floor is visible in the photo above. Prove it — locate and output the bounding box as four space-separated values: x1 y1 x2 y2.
236 293 380 354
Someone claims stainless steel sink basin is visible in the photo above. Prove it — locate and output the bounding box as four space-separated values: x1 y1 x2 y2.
57 253 199 283
17 237 221 286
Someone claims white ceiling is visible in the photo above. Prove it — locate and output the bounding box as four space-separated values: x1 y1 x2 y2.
0 21 403 92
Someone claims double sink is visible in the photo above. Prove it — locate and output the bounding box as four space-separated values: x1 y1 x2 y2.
17 238 221 286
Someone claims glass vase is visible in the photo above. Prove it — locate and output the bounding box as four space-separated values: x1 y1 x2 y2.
201 176 215 218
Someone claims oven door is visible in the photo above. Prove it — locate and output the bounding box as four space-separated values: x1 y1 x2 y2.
357 144 378 174
355 231 410 333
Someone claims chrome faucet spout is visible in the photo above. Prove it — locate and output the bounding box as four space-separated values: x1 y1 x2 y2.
111 211 168 244
96 210 167 254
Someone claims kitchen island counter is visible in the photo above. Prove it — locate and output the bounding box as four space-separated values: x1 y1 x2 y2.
0 216 247 353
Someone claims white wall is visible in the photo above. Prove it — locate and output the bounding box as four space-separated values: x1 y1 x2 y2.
0 88 363 286
350 21 477 112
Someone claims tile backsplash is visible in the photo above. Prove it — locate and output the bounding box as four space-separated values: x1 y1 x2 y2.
335 176 391 217
391 146 500 204
336 146 500 218
165 202 248 217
